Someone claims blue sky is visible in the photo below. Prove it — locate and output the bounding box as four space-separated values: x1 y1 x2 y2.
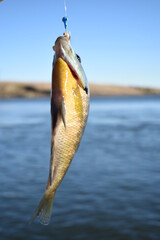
0 0 160 87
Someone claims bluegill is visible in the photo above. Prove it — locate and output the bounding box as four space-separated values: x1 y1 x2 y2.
31 33 89 225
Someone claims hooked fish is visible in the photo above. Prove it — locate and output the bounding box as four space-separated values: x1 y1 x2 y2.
31 33 90 225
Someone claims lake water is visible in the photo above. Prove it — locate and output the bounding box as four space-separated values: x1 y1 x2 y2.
0 96 160 240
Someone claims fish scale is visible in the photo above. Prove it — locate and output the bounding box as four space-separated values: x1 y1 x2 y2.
52 84 88 189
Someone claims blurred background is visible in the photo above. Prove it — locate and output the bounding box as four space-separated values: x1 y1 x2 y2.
0 1 160 239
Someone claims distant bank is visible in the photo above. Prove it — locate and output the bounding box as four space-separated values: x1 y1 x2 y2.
0 81 160 99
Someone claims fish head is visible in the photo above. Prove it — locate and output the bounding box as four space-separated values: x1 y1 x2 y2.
53 33 88 94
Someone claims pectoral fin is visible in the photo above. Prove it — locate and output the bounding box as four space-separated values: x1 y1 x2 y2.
61 96 66 128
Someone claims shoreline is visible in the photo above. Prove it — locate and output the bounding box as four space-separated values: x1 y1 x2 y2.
0 81 160 99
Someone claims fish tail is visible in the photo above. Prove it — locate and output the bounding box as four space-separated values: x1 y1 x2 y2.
30 190 55 225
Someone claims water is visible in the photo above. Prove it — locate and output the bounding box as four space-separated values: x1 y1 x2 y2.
0 96 160 240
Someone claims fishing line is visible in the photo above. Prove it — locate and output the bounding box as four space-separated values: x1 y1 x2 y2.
64 0 67 17
62 0 68 32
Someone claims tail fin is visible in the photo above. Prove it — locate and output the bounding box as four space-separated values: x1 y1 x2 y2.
30 191 55 225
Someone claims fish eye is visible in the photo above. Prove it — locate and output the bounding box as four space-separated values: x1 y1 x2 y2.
76 54 81 63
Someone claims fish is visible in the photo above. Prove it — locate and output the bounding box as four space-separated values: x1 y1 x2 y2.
31 33 90 225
